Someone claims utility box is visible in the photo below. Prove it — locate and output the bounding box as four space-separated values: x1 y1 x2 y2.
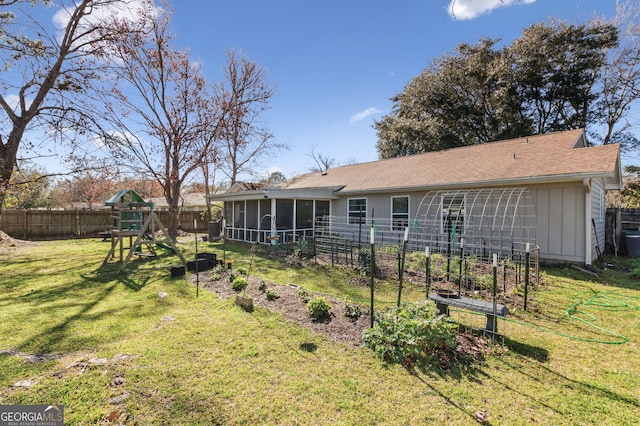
208 221 221 242
623 231 640 257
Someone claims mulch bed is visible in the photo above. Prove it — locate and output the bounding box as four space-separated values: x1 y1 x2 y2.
189 266 494 363
193 270 371 347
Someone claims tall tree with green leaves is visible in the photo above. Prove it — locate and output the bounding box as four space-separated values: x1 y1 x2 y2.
375 19 619 158
375 38 531 158
510 20 617 135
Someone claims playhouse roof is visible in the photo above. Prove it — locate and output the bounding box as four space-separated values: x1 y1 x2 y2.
105 189 146 206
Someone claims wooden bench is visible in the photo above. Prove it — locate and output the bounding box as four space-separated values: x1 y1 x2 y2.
428 292 509 333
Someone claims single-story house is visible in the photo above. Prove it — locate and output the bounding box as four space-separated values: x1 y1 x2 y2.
209 129 621 265
149 192 208 212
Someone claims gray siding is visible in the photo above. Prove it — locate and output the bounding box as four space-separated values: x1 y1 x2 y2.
591 178 606 261
531 183 585 263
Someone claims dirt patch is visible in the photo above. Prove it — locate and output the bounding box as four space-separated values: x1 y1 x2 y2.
195 271 371 347
190 267 493 365
0 230 36 255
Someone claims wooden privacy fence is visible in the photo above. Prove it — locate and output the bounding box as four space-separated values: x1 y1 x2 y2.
0 209 207 240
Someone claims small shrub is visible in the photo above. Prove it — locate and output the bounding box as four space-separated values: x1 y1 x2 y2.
231 277 248 293
283 249 306 268
298 287 310 303
228 271 238 283
210 272 221 281
266 289 279 301
236 266 249 275
343 298 363 320
475 273 494 290
307 296 331 319
258 280 267 292
362 302 457 367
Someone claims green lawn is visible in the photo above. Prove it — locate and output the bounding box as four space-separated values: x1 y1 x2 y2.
1 238 639 425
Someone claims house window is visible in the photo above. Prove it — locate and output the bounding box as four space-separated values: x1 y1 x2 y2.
441 194 465 235
348 198 367 224
391 196 409 231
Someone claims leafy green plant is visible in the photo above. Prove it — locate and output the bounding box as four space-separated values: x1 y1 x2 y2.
236 266 249 275
307 296 331 319
266 289 279 301
357 249 380 276
362 302 457 367
474 273 494 290
298 287 310 303
258 280 267 292
231 277 248 293
343 297 363 320
228 271 238 283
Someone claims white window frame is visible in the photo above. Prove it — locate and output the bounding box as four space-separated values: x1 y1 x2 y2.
347 198 367 224
391 195 410 231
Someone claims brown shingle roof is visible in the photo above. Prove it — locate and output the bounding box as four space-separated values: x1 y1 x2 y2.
282 129 620 193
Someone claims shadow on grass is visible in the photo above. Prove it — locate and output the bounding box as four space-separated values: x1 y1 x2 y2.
15 282 119 354
299 342 317 352
539 363 640 408
406 366 491 425
503 336 549 362
493 355 640 417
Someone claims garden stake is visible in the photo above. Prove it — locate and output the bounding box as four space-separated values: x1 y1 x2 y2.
458 238 464 294
397 227 408 307
425 246 431 299
524 243 530 311
222 218 226 264
492 254 498 336
194 218 199 298
370 226 375 328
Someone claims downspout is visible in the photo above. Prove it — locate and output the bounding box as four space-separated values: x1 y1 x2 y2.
584 179 592 266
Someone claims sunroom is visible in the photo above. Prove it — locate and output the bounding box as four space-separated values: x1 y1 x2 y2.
211 186 341 244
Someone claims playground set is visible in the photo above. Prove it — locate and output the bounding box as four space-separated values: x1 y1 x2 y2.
102 190 186 274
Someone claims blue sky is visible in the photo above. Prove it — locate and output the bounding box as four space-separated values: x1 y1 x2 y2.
22 0 628 181
166 0 622 180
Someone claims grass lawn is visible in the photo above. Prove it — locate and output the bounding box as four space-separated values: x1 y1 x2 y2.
1 238 639 425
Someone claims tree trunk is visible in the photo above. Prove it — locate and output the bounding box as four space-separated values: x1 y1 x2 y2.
0 126 26 209
165 179 182 240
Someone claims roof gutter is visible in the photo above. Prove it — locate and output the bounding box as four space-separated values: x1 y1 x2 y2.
334 171 619 196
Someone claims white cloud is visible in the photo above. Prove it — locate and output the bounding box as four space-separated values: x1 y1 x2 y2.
52 0 154 31
4 93 35 112
349 107 383 124
447 0 536 20
52 0 157 54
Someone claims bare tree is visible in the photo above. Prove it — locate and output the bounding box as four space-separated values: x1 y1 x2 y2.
306 145 356 173
592 0 640 148
307 145 336 173
93 3 222 238
0 0 141 208
216 49 286 184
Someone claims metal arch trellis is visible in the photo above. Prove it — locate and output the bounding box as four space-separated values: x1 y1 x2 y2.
414 187 536 258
